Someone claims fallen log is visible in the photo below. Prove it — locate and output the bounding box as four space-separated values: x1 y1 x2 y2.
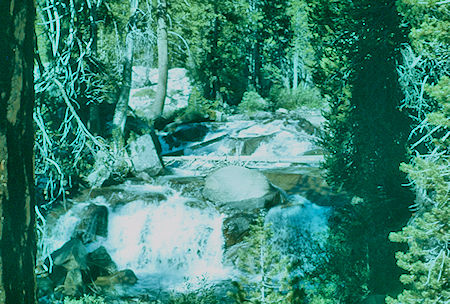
163 155 323 165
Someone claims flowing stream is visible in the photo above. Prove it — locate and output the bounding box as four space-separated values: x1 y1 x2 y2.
42 115 332 295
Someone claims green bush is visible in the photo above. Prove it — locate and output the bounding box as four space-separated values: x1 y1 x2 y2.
168 278 219 304
181 87 220 122
270 85 323 110
237 91 268 114
63 295 107 304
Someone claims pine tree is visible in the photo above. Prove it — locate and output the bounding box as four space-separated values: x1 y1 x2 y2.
387 1 449 302
232 213 292 304
308 0 414 298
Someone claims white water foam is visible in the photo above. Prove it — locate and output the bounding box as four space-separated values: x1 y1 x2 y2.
104 192 228 289
44 184 229 291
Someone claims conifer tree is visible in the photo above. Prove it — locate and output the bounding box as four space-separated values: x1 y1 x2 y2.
308 0 414 298
387 1 449 302
232 213 292 304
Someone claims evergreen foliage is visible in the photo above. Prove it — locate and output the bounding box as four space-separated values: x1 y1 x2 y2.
308 201 370 303
168 279 220 304
308 0 415 299
387 1 449 303
269 85 323 110
311 0 411 201
231 213 292 304
63 295 107 304
238 91 268 114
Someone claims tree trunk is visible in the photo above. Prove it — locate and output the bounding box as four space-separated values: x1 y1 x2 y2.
0 0 37 303
112 0 138 149
151 0 168 119
293 51 299 90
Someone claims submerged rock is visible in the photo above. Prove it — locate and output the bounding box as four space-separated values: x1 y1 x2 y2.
235 134 275 155
223 213 255 247
297 117 320 135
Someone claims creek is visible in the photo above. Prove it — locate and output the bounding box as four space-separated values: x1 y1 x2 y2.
39 112 339 299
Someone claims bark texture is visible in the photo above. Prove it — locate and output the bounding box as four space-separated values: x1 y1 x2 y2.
151 0 168 118
0 0 37 303
112 0 138 149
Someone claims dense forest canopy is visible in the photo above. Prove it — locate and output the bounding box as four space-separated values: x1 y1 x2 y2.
0 0 448 303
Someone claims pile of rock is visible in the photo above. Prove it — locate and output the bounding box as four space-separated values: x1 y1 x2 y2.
37 204 138 300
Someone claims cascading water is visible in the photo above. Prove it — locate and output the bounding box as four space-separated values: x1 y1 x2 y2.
104 192 228 290
44 183 230 292
41 114 333 299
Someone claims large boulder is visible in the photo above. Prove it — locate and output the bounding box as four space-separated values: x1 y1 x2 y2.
203 166 284 212
47 239 88 297
72 204 108 244
43 240 135 299
50 239 88 272
87 246 118 279
129 134 164 176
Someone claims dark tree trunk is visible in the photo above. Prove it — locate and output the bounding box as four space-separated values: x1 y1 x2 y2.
151 0 168 118
0 0 37 303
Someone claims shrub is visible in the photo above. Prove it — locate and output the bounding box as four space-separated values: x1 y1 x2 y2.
237 91 268 114
270 85 323 110
63 295 107 304
168 278 219 304
180 87 221 122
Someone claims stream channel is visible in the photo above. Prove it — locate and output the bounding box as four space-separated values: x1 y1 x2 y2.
39 112 347 300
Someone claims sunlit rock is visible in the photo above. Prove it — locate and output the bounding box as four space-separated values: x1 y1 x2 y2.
86 150 112 187
94 269 138 287
275 108 289 115
129 134 164 176
62 269 83 297
203 166 284 212
130 67 191 119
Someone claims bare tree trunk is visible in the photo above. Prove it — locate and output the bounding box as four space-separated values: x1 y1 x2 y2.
293 51 299 90
0 0 37 302
112 0 138 149
151 0 168 119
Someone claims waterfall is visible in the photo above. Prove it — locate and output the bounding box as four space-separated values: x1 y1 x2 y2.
104 192 228 289
45 184 229 291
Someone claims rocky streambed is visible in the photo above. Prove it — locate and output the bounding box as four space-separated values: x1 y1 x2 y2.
38 68 348 303
37 106 349 303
